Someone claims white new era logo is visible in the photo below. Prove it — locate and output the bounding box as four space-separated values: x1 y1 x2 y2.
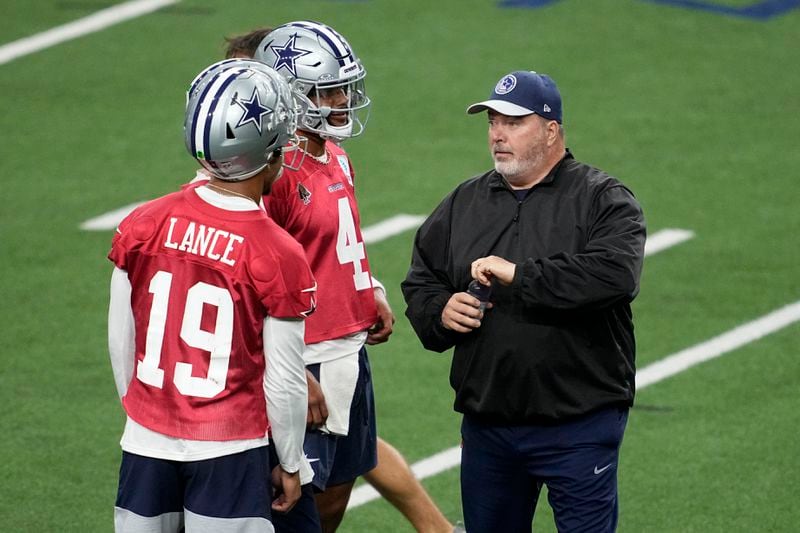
543 104 551 113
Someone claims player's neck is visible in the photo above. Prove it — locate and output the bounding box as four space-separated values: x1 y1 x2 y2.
301 130 326 156
206 177 261 204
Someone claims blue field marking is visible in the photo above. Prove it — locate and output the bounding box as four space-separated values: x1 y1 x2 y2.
499 0 800 20
499 0 559 6
644 0 800 20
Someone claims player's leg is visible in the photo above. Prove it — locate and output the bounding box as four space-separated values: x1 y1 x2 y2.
460 415 540 532
182 446 274 532
541 407 629 533
363 438 454 533
314 479 357 532
114 452 184 533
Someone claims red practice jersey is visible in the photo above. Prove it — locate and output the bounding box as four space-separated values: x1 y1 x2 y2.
266 141 377 344
109 184 316 441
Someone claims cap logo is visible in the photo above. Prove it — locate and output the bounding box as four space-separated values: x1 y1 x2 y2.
543 104 551 113
495 74 517 95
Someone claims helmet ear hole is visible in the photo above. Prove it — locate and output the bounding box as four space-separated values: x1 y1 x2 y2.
267 135 281 165
226 124 236 139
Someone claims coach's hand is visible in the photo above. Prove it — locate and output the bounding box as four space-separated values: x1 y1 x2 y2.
471 255 516 286
441 292 488 333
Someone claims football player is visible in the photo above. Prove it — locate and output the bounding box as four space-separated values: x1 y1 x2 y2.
108 60 316 532
253 21 453 532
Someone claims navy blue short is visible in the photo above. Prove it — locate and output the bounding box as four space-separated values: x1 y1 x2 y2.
460 407 629 533
115 447 273 532
304 346 378 491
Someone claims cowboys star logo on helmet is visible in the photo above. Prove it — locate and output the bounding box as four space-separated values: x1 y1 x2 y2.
269 33 312 78
234 88 273 134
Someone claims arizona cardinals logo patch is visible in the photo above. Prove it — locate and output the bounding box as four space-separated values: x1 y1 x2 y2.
298 183 311 205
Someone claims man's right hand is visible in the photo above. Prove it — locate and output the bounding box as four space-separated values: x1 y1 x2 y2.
271 467 302 513
441 292 487 332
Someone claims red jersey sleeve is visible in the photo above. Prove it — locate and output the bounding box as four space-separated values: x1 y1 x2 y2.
250 231 316 319
108 204 158 271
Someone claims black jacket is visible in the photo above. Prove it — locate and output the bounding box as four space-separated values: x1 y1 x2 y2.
401 152 646 424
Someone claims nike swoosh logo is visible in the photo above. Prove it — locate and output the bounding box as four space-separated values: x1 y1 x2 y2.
307 458 320 463
594 464 613 475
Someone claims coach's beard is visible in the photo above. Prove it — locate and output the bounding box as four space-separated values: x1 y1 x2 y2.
492 139 549 186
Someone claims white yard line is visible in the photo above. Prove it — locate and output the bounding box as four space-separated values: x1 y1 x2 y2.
79 202 146 231
636 300 800 388
361 214 427 244
643 228 694 256
348 447 463 508
348 295 800 510
0 0 178 66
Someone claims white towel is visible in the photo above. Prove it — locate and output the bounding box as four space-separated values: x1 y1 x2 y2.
318 353 360 436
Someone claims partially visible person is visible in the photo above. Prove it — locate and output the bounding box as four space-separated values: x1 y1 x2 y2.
402 70 646 532
108 59 315 532
224 27 272 59
252 21 457 533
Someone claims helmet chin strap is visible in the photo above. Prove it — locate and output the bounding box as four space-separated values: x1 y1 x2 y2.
320 119 353 143
315 106 350 142
302 109 354 143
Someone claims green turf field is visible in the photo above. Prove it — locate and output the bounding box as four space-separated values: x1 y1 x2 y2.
2 0 799 531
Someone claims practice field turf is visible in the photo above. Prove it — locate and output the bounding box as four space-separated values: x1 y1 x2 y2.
1 1 799 531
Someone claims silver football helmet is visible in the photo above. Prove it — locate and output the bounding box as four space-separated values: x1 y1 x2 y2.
254 21 370 142
184 59 306 181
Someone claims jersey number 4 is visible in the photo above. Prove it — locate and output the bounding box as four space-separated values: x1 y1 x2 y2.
336 197 371 291
137 270 233 398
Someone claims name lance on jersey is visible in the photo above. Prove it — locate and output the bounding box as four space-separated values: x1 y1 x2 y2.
163 217 244 266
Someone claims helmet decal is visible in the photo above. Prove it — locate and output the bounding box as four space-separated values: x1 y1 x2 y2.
191 68 243 164
269 33 312 78
234 87 273 135
285 21 354 66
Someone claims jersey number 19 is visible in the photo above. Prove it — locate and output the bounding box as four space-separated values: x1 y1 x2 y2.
137 270 233 398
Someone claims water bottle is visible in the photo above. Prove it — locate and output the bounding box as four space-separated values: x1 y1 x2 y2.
467 280 492 312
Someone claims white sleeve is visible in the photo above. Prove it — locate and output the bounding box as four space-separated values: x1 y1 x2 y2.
108 267 136 399
263 316 308 473
371 275 385 294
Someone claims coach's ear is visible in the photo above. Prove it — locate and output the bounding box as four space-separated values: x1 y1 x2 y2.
546 120 560 146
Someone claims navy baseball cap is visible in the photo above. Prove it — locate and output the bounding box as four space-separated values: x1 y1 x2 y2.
467 70 562 123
